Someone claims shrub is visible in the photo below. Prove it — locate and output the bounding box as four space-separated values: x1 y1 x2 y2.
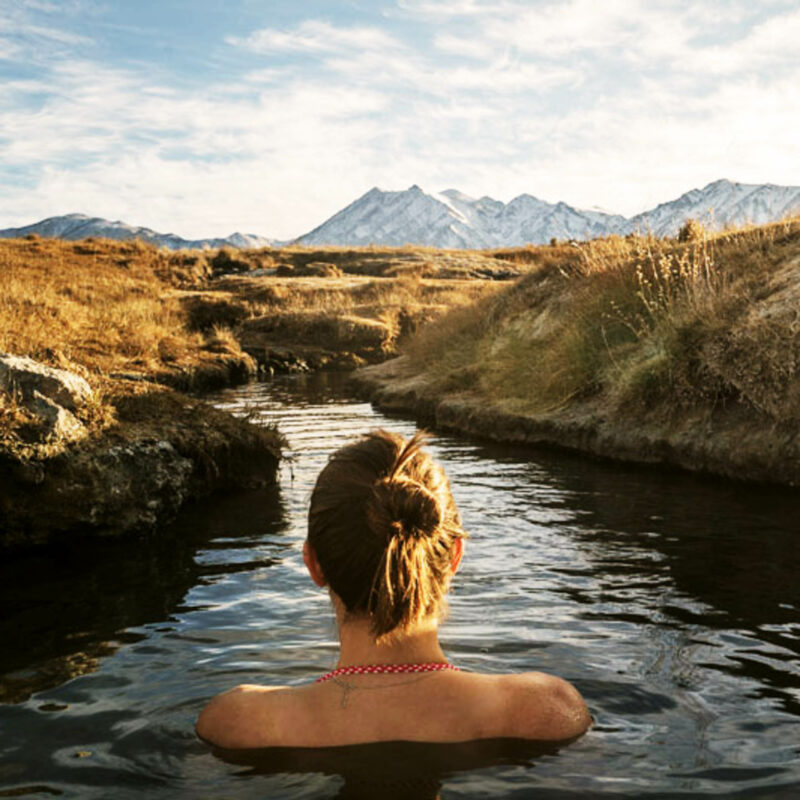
677 218 706 242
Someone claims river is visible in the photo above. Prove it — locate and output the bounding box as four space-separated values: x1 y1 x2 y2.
1 372 799 798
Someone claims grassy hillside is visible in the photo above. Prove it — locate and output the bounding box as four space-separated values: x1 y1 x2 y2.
403 218 800 428
0 236 238 383
0 236 510 459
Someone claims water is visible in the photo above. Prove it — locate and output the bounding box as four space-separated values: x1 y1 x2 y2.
1 372 799 798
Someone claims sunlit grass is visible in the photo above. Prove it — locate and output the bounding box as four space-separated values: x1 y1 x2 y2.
405 217 800 421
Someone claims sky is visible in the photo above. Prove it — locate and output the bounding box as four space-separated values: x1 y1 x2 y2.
1 0 799 240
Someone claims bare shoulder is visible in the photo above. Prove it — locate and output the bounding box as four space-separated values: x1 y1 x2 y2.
196 683 289 749
498 671 592 741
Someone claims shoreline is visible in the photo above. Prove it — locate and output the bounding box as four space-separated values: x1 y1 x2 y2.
0 371 283 553
352 356 800 488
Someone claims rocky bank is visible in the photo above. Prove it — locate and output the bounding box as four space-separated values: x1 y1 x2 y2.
0 354 282 551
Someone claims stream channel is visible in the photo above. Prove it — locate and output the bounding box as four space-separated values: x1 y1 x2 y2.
1 372 799 798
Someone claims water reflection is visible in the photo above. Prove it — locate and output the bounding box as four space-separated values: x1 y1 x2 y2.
0 485 288 704
215 738 567 800
515 449 800 716
539 454 799 622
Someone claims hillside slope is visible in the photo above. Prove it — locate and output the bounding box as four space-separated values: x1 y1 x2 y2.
354 218 800 486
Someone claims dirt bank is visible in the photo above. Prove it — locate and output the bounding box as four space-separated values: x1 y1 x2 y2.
0 237 282 551
353 220 800 487
354 357 800 486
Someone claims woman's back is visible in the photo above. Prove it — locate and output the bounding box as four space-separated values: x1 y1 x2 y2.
197 669 590 749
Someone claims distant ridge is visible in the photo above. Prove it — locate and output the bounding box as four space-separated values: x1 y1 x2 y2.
296 179 800 247
0 213 274 250
3 180 799 250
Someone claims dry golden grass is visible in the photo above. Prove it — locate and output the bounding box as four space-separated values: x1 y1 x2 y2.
208 272 494 327
0 236 508 451
209 240 526 280
185 255 505 367
0 236 507 379
406 217 800 422
0 237 226 380
0 237 250 456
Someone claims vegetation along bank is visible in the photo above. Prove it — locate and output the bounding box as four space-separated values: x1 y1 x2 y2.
0 236 516 550
354 218 800 487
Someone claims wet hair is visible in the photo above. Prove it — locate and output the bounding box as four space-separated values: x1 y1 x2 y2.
308 429 467 640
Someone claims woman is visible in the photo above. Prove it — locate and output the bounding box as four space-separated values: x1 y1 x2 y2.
196 430 591 749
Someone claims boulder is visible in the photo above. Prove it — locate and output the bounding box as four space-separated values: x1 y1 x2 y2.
0 353 92 412
20 392 85 443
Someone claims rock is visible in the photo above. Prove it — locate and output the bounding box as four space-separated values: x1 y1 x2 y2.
80 439 195 531
0 353 92 412
20 392 85 443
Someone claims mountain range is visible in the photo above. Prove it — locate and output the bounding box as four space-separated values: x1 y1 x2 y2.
298 179 800 248
2 179 799 250
0 213 274 250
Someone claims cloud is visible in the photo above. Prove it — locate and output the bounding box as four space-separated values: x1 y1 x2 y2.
228 20 401 55
414 0 800 78
0 3 92 66
396 0 513 17
22 0 69 11
0 35 25 60
1 0 799 239
0 51 394 237
684 6 800 75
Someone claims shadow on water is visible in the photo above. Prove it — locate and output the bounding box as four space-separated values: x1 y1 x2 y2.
465 435 799 618
467 438 800 714
0 484 289 704
214 738 569 800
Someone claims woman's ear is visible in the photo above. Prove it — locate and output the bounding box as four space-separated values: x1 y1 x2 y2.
450 537 464 574
303 540 327 587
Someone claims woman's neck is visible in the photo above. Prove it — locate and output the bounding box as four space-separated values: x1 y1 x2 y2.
334 611 448 668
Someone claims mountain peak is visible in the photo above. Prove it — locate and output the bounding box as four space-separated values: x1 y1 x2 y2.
298 179 800 247
0 215 275 250
704 178 734 191
440 189 476 203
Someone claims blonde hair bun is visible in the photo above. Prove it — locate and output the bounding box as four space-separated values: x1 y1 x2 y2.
308 428 467 640
369 477 443 541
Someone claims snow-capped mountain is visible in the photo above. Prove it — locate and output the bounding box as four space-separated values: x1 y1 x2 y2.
298 179 800 247
297 185 630 248
3 180 799 251
631 179 800 237
292 186 476 249
0 213 274 250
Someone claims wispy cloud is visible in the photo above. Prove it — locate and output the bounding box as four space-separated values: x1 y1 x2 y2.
229 20 401 55
684 6 800 74
396 0 513 17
